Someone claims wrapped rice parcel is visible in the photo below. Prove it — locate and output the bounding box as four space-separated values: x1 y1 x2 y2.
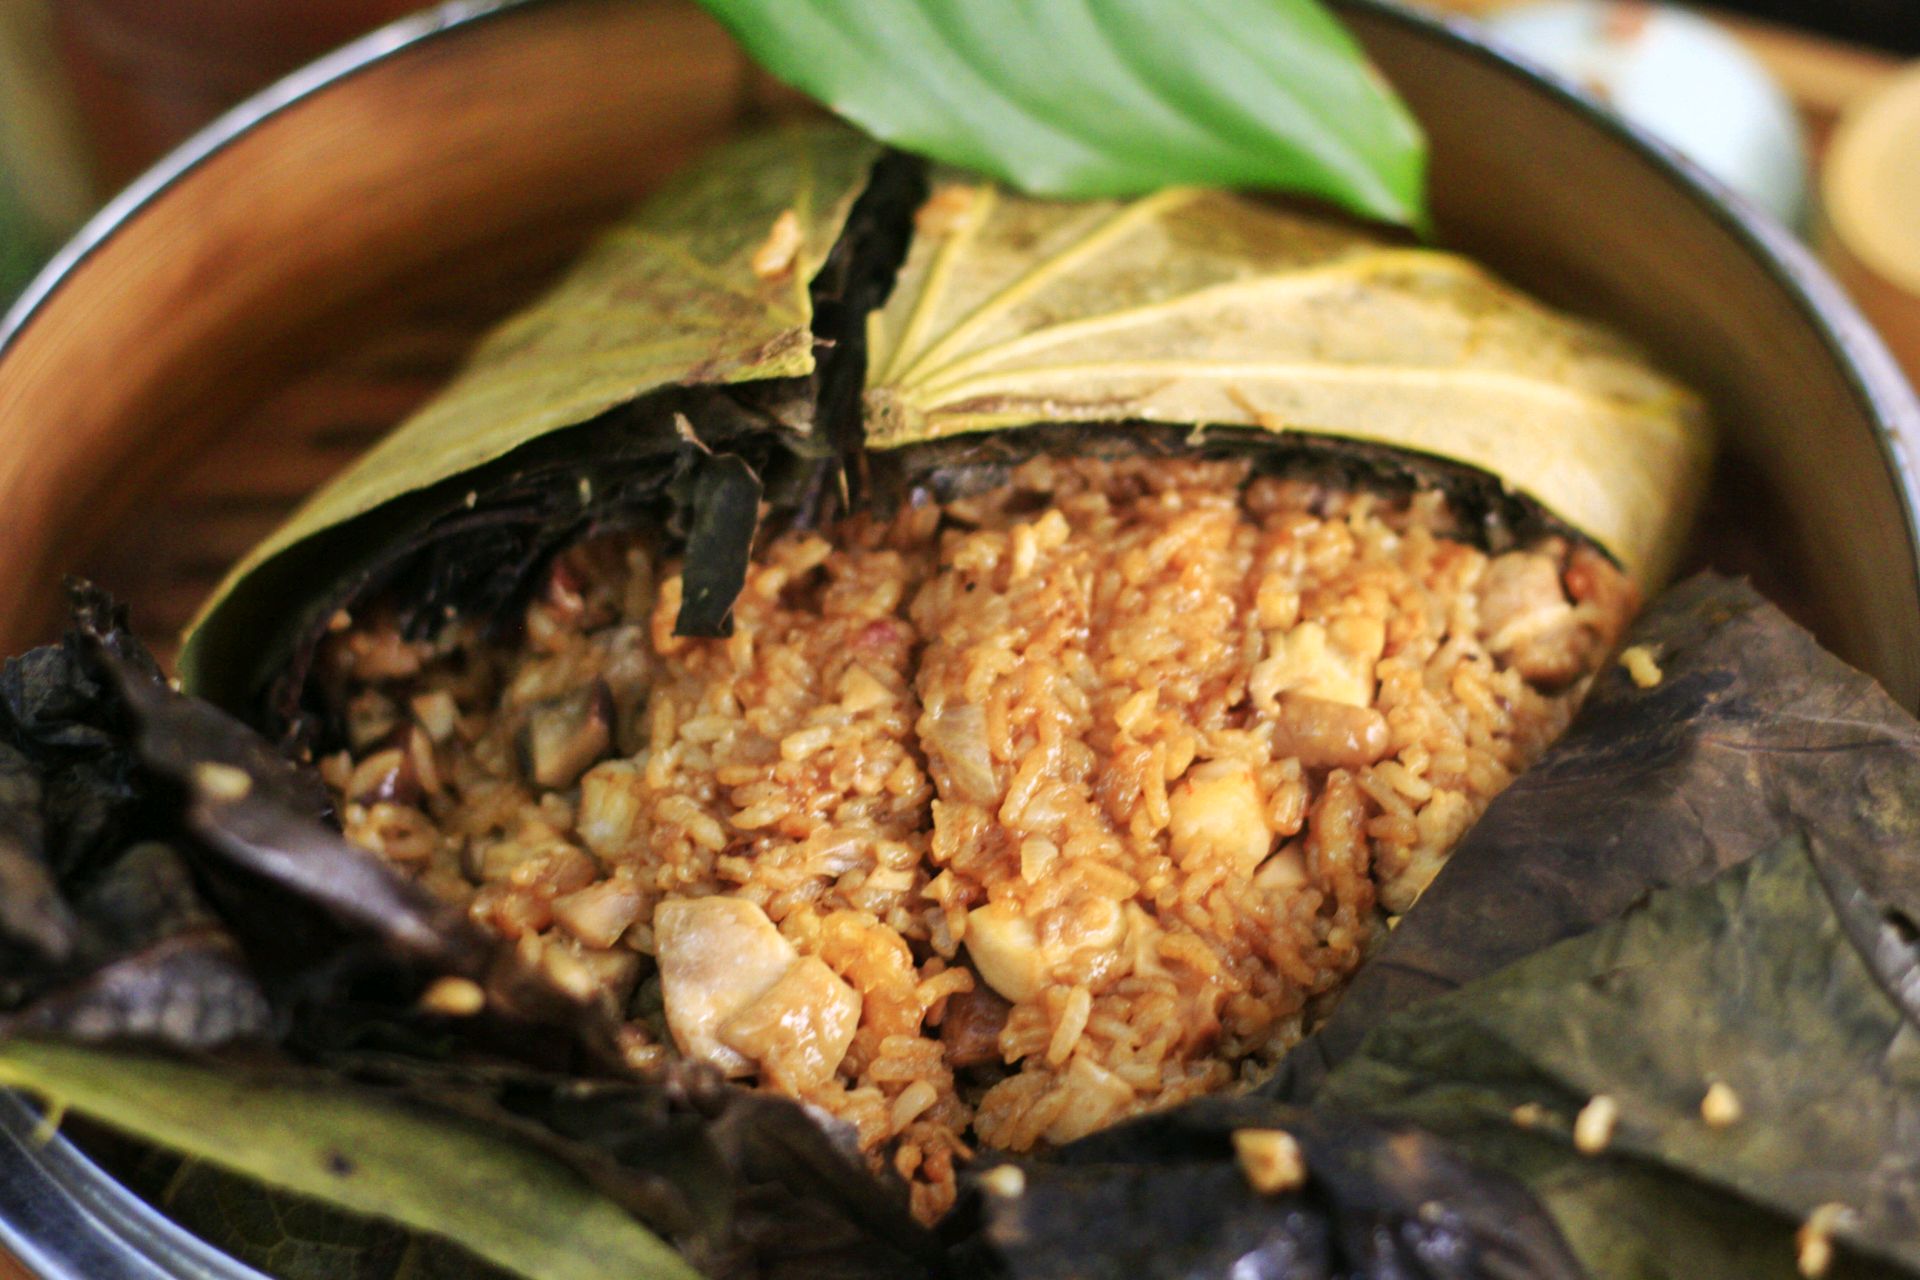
178 123 1711 1223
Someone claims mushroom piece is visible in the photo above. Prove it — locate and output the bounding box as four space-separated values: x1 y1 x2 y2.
346 744 420 807
653 896 799 1075
941 987 1013 1067
1271 694 1390 770
519 679 616 790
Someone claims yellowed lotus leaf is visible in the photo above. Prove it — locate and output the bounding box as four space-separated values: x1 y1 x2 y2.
184 139 1710 703
188 122 880 647
865 180 1711 586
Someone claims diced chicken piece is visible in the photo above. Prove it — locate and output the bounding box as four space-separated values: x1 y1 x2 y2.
1478 551 1571 649
965 902 1043 1003
1043 1056 1136 1144
577 760 645 860
594 624 654 711
1326 616 1387 687
1254 618 1384 710
1478 550 1586 684
1254 844 1308 894
1050 894 1127 953
1168 760 1273 875
923 704 1000 804
966 895 1127 1004
719 955 862 1092
1271 694 1390 770
529 937 601 1004
551 879 645 949
654 896 798 1076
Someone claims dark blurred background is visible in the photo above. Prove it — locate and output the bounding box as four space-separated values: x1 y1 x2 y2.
1715 0 1919 50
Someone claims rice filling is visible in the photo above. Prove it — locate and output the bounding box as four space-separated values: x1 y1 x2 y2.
315 455 1634 1222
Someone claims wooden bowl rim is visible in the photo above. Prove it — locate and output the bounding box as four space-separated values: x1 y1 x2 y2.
0 5 1919 1277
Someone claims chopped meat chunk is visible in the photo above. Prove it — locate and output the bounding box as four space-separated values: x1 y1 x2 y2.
965 902 1044 1003
1478 550 1585 684
966 894 1126 1004
1169 760 1273 874
654 896 797 1075
720 956 862 1092
551 879 644 949
1253 617 1384 709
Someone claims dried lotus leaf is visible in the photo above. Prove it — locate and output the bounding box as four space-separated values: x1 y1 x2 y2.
182 123 884 701
863 179 1710 586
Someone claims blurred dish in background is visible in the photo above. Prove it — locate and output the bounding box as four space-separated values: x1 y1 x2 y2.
46 0 425 191
0 0 423 304
1820 63 1920 385
1486 0 1812 226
